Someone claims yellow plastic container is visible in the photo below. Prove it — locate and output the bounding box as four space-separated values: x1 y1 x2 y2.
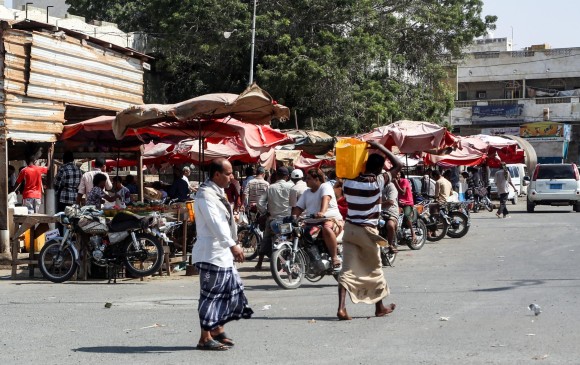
23 230 46 253
335 138 368 179
186 200 195 222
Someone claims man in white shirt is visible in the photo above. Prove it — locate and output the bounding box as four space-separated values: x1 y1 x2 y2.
256 166 293 270
76 158 112 205
289 168 308 208
192 158 251 351
292 168 344 270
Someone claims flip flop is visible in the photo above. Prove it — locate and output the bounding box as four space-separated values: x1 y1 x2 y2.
213 332 235 347
197 339 229 351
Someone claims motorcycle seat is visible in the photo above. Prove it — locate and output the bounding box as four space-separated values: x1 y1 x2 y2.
109 211 148 232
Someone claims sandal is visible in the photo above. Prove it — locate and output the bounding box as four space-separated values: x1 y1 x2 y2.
197 339 229 351
388 246 398 254
213 332 235 347
332 257 342 272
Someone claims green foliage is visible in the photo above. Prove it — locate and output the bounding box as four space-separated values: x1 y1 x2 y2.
66 0 495 134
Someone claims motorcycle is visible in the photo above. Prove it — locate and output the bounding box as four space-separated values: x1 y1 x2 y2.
444 202 471 239
378 205 428 266
237 205 263 260
38 206 164 283
420 200 449 242
467 187 494 213
269 216 342 289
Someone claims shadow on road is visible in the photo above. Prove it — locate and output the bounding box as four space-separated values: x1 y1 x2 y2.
73 346 196 354
472 279 546 292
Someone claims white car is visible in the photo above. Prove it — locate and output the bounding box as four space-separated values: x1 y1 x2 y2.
526 163 580 212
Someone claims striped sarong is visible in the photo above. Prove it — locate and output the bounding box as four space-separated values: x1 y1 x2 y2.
196 262 252 331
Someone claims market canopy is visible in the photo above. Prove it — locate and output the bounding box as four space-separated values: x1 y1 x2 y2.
113 84 290 140
361 120 458 154
59 115 167 150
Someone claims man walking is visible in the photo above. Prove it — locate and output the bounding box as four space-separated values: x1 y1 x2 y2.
495 162 517 218
337 140 402 320
192 158 252 351
289 169 307 208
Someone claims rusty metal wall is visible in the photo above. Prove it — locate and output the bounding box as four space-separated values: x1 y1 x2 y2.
28 31 144 110
0 28 145 143
1 30 65 142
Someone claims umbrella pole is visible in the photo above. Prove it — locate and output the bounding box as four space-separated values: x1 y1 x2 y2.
405 154 409 176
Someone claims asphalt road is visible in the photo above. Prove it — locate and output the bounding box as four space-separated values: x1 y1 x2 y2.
1 201 579 365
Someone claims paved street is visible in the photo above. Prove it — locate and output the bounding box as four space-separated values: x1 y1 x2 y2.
1 201 580 365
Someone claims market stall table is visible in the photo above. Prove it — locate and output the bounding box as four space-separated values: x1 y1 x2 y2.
10 214 60 279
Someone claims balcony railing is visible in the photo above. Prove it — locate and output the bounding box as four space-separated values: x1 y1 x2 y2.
455 97 575 108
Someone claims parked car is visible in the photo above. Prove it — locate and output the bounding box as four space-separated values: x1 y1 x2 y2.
488 164 528 204
526 163 580 213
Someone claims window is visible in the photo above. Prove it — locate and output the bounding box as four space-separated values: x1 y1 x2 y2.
537 165 575 179
477 91 486 99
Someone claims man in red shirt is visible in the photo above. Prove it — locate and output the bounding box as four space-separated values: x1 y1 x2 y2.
15 156 49 214
393 171 417 243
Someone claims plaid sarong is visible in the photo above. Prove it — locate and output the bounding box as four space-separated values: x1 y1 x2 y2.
196 263 252 331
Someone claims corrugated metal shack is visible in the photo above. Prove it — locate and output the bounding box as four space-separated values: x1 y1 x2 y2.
0 19 151 252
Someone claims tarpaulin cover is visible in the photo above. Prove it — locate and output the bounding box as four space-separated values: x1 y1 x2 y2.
113 84 290 140
59 115 166 150
423 134 522 167
282 129 336 155
362 121 458 154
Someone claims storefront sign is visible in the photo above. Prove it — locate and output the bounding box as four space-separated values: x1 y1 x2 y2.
481 127 520 136
520 122 568 142
471 105 523 124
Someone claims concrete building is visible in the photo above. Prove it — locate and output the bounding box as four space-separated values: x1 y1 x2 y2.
450 37 580 164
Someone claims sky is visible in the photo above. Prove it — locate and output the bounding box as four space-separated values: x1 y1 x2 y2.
481 0 580 49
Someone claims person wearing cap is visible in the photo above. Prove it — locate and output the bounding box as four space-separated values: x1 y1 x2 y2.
256 166 293 270
242 166 269 210
289 168 307 208
183 166 194 193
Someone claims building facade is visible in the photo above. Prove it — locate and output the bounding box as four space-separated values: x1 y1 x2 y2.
450 37 580 164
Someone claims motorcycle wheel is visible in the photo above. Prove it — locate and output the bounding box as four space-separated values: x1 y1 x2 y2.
407 220 427 250
237 227 261 261
270 246 306 289
446 212 470 239
425 216 448 242
484 197 494 212
38 239 78 283
123 233 164 277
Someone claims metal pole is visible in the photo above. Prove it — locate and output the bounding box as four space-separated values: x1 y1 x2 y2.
249 0 257 85
25 3 33 20
46 6 53 23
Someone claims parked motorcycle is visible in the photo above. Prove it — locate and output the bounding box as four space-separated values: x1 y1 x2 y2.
420 200 449 242
237 205 263 260
467 187 494 213
444 202 471 239
269 216 342 289
38 206 164 283
378 205 428 266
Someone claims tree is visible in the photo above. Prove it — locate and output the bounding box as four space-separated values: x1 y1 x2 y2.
66 0 495 134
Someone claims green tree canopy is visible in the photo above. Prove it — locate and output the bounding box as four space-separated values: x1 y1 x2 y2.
66 0 496 134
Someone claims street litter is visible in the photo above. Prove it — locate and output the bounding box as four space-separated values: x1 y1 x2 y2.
308 319 316 323
261 305 272 311
490 344 506 347
140 323 166 329
529 303 541 316
526 333 536 336
104 302 112 308
439 317 450 321
532 354 549 360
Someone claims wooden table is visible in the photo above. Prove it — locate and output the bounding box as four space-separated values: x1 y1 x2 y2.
11 214 60 279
